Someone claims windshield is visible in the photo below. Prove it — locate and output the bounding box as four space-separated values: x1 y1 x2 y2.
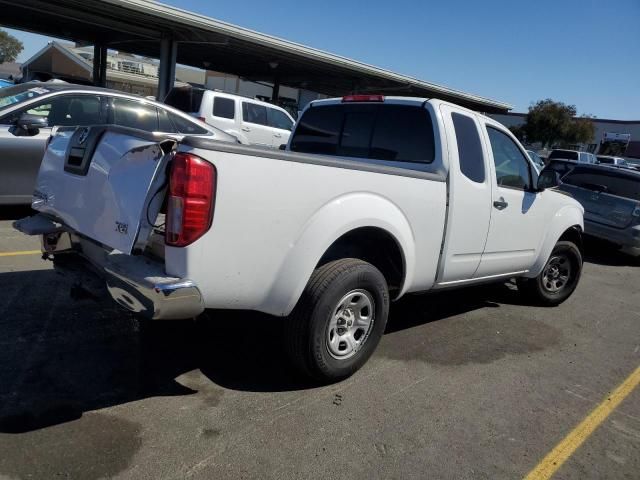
0 83 51 110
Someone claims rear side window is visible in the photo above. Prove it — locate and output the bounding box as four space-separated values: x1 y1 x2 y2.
290 104 435 164
563 170 640 201
168 112 209 135
112 98 158 131
158 108 176 132
213 97 235 119
164 87 204 112
242 102 268 125
451 112 485 183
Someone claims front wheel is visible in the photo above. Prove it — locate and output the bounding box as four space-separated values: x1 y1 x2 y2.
285 259 389 383
518 240 582 306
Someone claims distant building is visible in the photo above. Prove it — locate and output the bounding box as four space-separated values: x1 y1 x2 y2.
491 112 640 159
18 41 326 114
19 41 199 97
0 61 21 81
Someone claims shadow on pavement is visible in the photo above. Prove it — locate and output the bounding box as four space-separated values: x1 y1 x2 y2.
583 236 640 267
0 206 34 221
0 267 521 434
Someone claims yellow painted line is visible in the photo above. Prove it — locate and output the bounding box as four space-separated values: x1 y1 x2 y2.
0 250 41 257
524 365 640 480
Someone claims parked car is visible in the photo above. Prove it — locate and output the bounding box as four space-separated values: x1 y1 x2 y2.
526 149 545 172
541 159 579 179
548 149 597 164
597 155 628 167
0 81 237 205
165 86 295 148
16 95 584 382
542 164 640 256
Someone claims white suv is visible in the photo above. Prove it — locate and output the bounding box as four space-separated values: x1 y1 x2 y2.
165 87 295 148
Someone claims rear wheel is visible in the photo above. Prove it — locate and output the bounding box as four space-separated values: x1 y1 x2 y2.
518 240 582 306
285 258 389 383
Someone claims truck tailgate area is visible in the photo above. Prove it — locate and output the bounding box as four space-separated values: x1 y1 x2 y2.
33 126 173 254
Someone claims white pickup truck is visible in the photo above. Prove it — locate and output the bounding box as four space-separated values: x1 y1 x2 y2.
15 95 584 382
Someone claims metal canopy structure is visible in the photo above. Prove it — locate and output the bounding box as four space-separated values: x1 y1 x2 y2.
0 0 511 112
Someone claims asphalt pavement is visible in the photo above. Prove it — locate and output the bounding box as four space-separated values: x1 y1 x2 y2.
0 207 638 480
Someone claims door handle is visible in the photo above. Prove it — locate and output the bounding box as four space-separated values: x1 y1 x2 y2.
493 197 508 210
274 133 282 138
241 126 251 132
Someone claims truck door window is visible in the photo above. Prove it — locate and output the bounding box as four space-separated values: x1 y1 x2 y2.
213 97 235 119
486 126 532 190
451 112 485 182
242 102 268 126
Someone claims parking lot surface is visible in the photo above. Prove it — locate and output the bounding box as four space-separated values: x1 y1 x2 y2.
0 207 638 480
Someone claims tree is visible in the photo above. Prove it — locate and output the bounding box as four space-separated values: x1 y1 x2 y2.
521 99 594 148
0 29 23 64
566 115 596 145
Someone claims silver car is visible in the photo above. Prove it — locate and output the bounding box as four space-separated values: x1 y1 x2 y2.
0 81 237 205
555 164 640 255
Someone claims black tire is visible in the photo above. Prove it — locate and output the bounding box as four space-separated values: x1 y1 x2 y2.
518 240 582 306
285 258 389 383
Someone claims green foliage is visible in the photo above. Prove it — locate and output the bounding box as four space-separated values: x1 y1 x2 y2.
521 99 594 148
0 29 23 64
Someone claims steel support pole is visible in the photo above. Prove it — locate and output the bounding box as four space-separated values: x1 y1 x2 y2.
92 44 107 87
157 36 177 101
272 77 280 103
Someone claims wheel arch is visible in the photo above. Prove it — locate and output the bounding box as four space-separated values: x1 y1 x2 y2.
526 204 584 278
263 193 415 316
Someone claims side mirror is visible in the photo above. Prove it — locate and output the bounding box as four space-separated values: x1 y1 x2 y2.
278 144 287 151
537 169 561 190
10 113 48 136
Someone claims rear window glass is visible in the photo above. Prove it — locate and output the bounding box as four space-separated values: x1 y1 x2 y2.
165 87 204 113
213 97 235 119
549 150 578 161
563 169 640 201
290 104 435 164
451 112 484 182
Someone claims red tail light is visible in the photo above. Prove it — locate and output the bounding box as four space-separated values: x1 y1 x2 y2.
342 94 385 103
165 152 216 247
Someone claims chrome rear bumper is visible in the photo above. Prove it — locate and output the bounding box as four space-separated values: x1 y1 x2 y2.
14 214 204 320
103 256 204 320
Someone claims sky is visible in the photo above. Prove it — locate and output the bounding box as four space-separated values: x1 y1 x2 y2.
4 0 640 119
